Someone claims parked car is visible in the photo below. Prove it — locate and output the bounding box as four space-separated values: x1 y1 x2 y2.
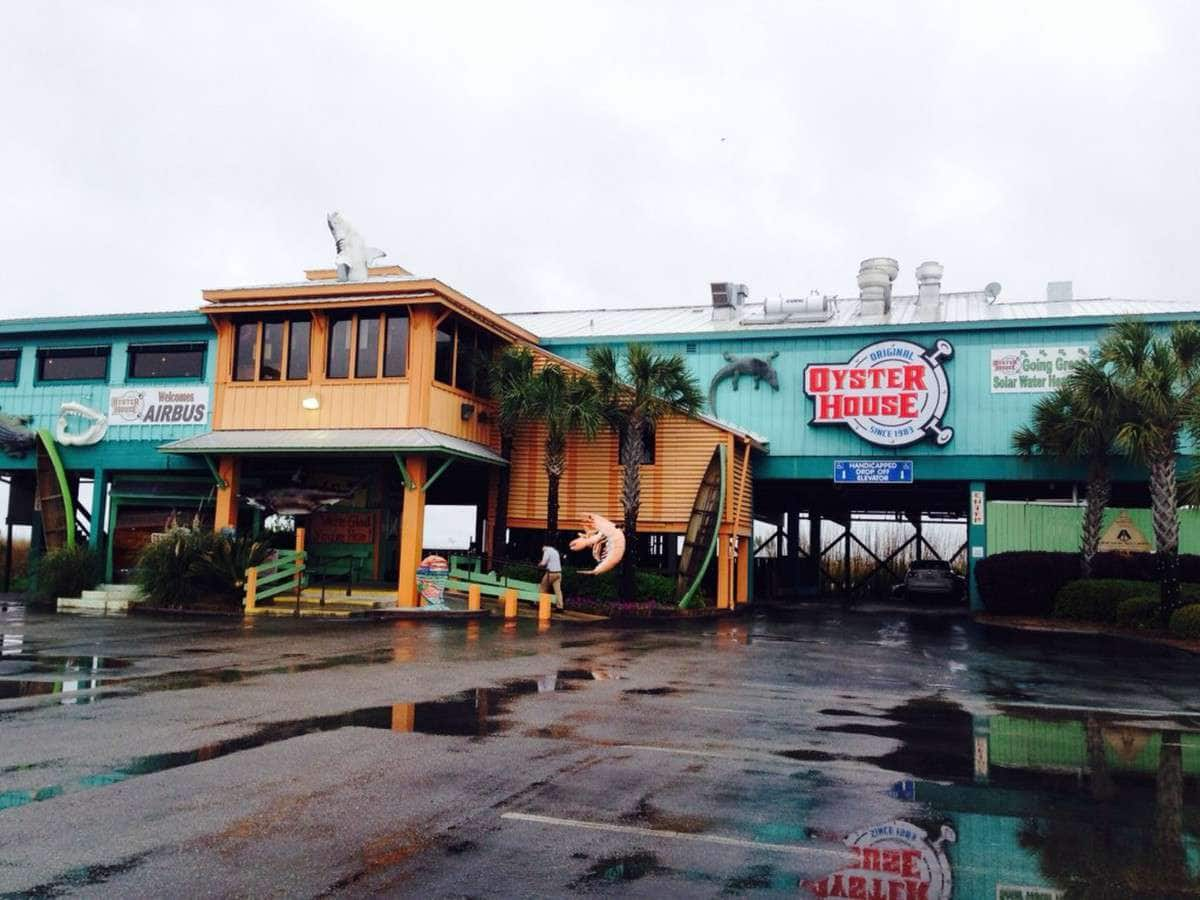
892 559 966 603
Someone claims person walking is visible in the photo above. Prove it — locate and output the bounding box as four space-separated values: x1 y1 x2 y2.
538 542 564 610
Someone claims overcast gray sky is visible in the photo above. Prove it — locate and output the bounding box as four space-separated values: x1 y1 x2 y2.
2 0 1197 318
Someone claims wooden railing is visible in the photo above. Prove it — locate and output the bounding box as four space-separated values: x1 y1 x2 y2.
245 550 307 612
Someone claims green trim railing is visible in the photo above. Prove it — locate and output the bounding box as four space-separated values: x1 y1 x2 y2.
245 550 307 612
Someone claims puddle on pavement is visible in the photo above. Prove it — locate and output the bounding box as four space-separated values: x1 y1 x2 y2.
622 686 679 696
0 671 595 813
793 702 1200 898
574 851 662 885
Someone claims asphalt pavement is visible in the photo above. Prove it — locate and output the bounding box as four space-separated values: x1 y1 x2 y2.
1 602 1197 898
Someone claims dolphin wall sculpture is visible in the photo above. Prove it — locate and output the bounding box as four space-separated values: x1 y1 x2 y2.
707 351 780 417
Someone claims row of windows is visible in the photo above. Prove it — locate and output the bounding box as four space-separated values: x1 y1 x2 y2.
0 344 206 385
231 310 493 396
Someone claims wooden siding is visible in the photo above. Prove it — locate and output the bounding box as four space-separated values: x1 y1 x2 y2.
506 413 746 534
215 381 411 430
728 438 754 537
427 383 498 450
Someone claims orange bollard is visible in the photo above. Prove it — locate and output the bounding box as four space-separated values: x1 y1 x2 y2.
468 583 481 611
503 588 518 620
538 593 552 623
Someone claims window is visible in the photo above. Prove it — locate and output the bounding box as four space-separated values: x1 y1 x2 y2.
434 322 454 384
259 322 285 381
434 317 496 394
37 346 109 382
383 311 408 377
128 343 205 380
617 422 656 466
355 315 380 378
0 349 18 383
327 317 352 379
454 322 478 391
287 320 310 380
234 322 258 382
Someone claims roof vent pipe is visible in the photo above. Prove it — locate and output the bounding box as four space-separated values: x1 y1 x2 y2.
916 260 945 321
857 257 898 316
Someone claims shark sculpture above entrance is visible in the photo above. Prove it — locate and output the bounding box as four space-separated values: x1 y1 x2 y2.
707 352 780 417
326 211 386 282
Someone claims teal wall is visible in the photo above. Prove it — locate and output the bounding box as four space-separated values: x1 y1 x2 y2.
542 315 1195 483
0 312 214 474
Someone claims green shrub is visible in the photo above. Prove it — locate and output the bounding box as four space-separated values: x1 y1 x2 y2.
28 545 102 605
1115 595 1161 631
205 533 273 593
1169 604 1200 640
134 529 265 609
1053 579 1150 622
496 562 678 605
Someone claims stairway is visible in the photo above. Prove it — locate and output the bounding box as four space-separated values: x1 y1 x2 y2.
57 583 144 614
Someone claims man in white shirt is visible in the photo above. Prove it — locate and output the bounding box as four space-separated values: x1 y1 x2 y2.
538 544 563 609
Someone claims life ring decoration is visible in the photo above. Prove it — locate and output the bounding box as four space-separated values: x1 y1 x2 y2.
803 338 954 448
55 402 108 446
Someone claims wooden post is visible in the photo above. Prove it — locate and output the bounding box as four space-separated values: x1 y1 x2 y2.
716 532 731 610
294 527 306 593
468 583 481 611
736 537 750 606
538 592 552 623
397 456 428 608
214 456 240 532
244 566 257 613
503 587 518 620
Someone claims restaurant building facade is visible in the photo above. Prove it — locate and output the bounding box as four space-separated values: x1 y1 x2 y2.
3 250 1199 608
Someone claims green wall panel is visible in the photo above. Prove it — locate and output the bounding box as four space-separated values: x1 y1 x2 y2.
986 503 1200 555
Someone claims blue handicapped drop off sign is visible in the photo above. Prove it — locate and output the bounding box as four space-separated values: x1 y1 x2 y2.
834 460 914 484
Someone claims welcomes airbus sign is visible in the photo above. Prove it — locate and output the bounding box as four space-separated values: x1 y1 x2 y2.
804 339 954 447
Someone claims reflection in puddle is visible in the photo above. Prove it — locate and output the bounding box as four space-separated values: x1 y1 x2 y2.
800 705 1200 898
0 671 594 812
575 851 661 885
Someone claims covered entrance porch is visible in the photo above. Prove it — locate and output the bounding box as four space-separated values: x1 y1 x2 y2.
161 427 506 607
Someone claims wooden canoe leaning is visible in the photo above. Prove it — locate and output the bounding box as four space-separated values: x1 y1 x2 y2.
675 443 725 607
35 429 75 551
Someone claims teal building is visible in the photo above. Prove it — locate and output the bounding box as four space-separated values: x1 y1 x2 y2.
506 274 1200 605
0 311 217 580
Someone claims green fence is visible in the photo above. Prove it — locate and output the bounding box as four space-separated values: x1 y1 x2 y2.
986 503 1200 555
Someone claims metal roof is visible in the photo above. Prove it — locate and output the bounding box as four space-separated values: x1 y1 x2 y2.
0 310 209 335
160 428 507 465
503 293 1200 340
202 273 425 294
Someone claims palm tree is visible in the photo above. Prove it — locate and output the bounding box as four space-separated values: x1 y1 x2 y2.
1099 320 1200 621
1012 360 1121 578
526 364 602 540
484 345 536 563
586 343 704 599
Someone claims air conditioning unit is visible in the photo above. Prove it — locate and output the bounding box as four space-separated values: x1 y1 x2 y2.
710 282 748 308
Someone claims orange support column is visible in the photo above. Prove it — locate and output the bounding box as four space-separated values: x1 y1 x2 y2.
716 531 731 610
214 456 240 531
736 536 750 606
396 456 428 608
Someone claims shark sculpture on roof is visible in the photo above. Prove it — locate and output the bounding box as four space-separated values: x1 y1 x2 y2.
326 211 386 282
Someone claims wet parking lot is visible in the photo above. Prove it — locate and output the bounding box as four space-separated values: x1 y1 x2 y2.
1 601 1198 898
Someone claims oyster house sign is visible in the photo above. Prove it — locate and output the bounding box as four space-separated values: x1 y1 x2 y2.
804 339 954 448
